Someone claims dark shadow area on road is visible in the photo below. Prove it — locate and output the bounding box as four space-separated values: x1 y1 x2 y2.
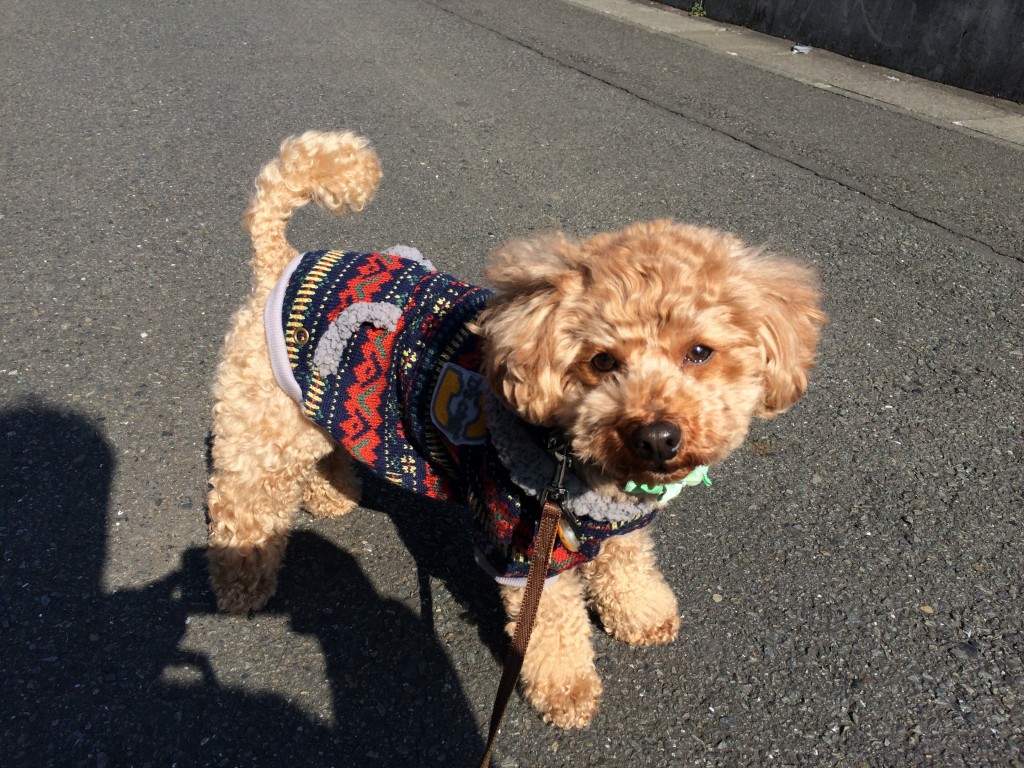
356 467 510 659
1 402 485 767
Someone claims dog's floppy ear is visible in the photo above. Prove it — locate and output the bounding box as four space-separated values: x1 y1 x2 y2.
476 234 584 425
484 232 583 294
739 251 826 417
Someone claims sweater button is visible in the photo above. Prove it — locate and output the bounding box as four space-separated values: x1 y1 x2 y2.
291 327 310 346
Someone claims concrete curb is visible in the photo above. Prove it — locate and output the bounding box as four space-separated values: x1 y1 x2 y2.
563 0 1024 148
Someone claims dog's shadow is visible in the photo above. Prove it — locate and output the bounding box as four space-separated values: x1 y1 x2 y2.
355 465 509 655
0 401 486 767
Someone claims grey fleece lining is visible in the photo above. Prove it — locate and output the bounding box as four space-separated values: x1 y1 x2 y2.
310 246 432 379
312 302 402 378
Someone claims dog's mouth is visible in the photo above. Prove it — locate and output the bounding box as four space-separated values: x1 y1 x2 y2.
579 448 708 489
568 419 716 489
621 459 703 487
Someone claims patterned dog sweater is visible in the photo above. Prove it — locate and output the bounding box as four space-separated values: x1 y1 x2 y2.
265 247 660 584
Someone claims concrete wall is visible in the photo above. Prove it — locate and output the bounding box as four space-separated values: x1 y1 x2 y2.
662 0 1024 103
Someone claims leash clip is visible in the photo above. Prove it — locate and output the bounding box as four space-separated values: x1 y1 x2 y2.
542 434 583 552
542 433 571 504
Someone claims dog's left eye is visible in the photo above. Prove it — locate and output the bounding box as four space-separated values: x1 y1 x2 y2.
685 345 713 364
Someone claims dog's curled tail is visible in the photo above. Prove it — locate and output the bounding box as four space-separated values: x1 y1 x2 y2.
244 130 382 285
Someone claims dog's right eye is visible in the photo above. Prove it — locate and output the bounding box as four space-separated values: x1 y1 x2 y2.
590 352 619 373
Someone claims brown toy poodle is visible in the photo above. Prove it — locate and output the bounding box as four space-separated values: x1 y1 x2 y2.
207 130 825 728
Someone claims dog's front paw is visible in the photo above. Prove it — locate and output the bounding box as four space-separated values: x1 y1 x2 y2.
584 529 681 645
525 669 603 729
605 606 680 646
590 567 681 646
502 572 602 728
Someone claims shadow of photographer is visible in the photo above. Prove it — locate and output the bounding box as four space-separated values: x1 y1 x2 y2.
1 402 486 767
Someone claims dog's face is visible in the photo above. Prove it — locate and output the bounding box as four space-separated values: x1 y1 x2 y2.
477 220 825 490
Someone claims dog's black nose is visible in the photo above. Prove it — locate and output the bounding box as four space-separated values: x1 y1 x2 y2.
630 421 682 464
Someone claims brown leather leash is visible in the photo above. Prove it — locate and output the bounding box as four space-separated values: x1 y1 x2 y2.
479 438 572 768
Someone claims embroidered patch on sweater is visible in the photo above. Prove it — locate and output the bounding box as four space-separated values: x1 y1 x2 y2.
432 362 488 445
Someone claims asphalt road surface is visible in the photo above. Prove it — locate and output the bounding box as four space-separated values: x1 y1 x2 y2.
2 1 1022 766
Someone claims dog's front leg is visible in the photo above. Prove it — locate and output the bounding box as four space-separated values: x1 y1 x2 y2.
500 570 602 728
581 527 680 645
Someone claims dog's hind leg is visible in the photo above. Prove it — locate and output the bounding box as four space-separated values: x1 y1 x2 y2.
206 293 334 614
302 448 362 518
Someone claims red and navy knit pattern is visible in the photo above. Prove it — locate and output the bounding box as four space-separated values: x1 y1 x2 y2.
283 249 489 498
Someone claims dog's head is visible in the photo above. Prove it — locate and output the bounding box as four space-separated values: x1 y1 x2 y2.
476 220 825 490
